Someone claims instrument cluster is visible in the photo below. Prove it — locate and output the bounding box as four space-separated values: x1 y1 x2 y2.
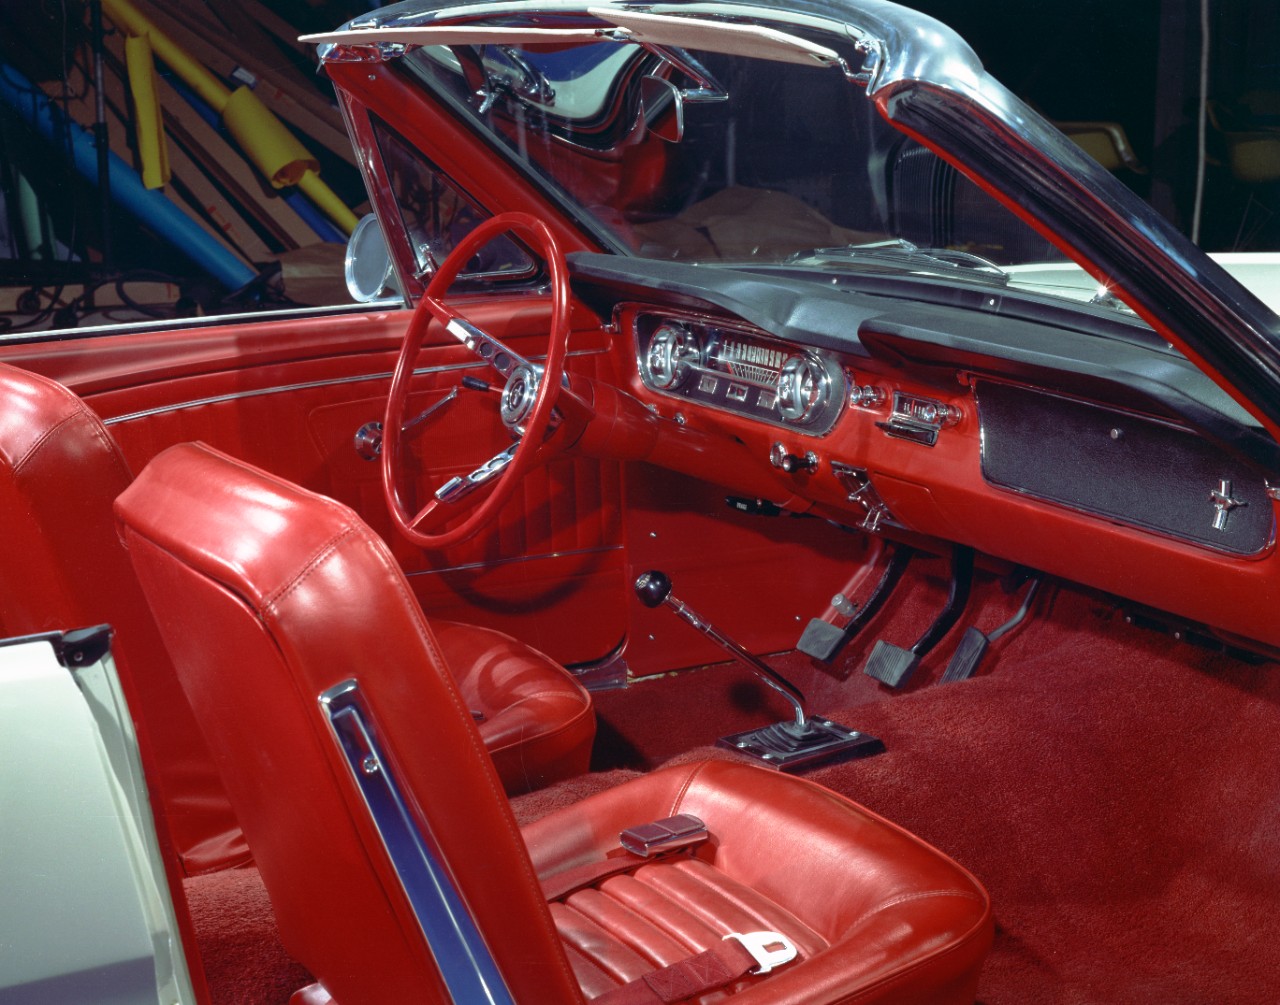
633 310 847 435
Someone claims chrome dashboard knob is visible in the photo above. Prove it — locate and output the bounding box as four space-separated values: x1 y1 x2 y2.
849 384 886 408
770 441 818 474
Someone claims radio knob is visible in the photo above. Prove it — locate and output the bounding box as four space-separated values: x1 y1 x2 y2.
849 384 886 408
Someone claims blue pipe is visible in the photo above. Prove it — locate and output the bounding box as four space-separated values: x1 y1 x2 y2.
284 191 346 244
0 61 257 291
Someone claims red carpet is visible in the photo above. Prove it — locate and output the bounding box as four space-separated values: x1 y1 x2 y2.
183 868 312 1005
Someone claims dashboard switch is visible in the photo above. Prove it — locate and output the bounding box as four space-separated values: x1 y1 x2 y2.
770 442 818 474
849 384 886 408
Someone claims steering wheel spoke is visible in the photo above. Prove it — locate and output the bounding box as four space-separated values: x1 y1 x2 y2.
435 443 519 505
381 212 570 549
445 314 534 380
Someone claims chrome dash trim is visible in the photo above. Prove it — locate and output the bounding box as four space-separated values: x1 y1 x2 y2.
319 678 516 1005
102 349 604 426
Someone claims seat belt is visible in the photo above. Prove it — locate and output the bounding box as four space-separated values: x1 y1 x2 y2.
539 813 708 902
540 815 799 1003
594 931 797 1004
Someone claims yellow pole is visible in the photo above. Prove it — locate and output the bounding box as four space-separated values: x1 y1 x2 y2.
299 171 360 235
103 0 230 113
102 0 357 234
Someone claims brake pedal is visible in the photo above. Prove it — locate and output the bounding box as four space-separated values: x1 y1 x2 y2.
863 546 974 688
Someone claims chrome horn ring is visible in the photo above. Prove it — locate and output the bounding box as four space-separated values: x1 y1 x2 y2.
499 363 542 432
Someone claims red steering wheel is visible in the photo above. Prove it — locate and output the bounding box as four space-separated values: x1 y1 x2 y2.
381 212 569 549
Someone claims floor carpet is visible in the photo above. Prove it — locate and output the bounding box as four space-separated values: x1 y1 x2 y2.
587 581 1280 1004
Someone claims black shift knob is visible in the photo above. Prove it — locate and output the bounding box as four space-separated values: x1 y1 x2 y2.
634 570 672 608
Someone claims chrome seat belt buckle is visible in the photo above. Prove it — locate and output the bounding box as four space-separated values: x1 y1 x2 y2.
724 931 798 974
619 813 708 857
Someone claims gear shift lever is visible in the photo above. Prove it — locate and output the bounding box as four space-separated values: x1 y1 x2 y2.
636 570 809 729
635 570 884 770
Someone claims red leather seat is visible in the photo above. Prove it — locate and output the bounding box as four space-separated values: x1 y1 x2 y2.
0 363 245 875
116 442 992 1005
433 619 595 793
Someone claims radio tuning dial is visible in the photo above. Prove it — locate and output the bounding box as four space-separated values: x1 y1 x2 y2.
646 323 701 390
776 354 831 425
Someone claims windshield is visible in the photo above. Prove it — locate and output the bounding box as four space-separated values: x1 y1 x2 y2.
398 30 1076 291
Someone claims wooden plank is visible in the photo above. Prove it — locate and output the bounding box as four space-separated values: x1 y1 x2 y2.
97 28 324 252
156 75 321 251
127 0 357 166
227 0 314 58
0 281 182 314
194 0 320 97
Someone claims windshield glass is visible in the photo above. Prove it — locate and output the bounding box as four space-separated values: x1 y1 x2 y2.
398 30 1080 291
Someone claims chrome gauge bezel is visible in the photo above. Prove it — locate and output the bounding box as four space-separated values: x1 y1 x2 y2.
777 354 833 425
645 322 703 390
629 305 846 436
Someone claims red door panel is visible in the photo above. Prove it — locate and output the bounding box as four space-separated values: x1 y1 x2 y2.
1 304 628 666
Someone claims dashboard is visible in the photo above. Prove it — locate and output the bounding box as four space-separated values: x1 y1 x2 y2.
570 252 1280 653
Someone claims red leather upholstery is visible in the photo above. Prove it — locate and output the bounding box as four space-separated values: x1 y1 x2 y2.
118 441 991 1004
433 619 594 792
116 442 584 1004
526 759 993 1003
0 363 245 875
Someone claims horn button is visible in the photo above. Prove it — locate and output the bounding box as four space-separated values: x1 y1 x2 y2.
500 363 541 431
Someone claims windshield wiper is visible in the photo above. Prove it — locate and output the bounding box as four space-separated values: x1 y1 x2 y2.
788 239 1010 285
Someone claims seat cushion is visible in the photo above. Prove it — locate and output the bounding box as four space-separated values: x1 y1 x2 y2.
524 759 993 1004
433 620 595 794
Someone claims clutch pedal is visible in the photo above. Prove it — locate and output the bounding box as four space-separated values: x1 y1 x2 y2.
796 545 914 668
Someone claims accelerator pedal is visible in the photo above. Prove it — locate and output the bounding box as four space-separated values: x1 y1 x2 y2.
863 545 974 689
941 576 1043 683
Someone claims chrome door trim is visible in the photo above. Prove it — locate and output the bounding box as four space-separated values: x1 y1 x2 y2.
102 349 604 425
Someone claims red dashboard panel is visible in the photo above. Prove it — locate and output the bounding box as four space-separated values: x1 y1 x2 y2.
611 303 1280 652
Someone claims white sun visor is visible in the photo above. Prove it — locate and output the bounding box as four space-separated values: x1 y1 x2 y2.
298 26 604 46
587 8 843 68
302 9 843 70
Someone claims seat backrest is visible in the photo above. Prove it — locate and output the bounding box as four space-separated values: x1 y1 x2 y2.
114 442 583 1005
0 363 242 875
